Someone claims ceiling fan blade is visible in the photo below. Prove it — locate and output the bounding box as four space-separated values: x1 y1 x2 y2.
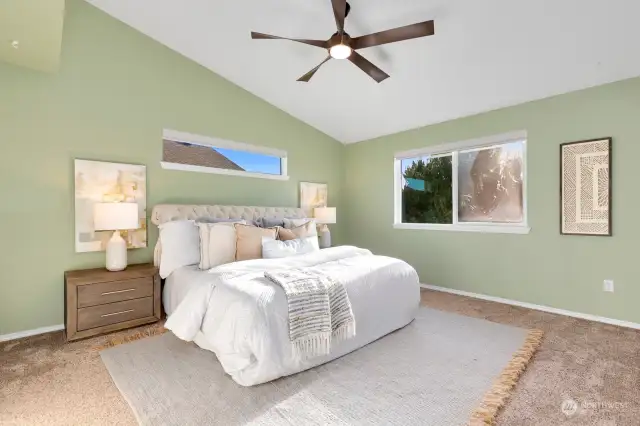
251 32 328 49
331 0 347 33
297 56 332 82
348 51 389 83
351 20 435 50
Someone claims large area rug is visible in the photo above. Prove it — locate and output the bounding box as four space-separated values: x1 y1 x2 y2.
100 308 542 426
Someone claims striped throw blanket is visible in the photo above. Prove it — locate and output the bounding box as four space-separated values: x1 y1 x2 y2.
264 268 356 360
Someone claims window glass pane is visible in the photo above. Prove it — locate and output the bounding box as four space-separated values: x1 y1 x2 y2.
458 141 524 223
401 155 453 224
163 140 282 175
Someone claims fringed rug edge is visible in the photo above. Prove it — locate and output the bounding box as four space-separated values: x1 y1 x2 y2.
94 323 168 351
468 328 544 425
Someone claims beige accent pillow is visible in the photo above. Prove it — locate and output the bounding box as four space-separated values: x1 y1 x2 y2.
235 224 278 261
278 221 317 241
198 221 245 270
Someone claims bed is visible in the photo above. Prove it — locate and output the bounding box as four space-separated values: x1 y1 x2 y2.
153 204 420 386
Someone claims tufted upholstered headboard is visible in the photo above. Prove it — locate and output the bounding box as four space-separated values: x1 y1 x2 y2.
151 204 306 225
150 204 307 266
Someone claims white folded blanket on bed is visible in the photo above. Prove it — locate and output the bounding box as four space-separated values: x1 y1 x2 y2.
264 269 355 360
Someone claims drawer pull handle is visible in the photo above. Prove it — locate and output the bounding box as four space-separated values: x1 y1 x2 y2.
101 309 134 318
102 289 136 296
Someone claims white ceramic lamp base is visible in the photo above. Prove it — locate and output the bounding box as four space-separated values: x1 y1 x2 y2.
105 230 128 271
318 225 332 249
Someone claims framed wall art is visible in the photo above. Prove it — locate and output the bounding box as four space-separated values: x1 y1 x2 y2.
300 182 328 218
74 159 147 252
560 138 612 236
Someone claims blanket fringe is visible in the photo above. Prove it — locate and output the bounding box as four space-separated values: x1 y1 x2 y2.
292 332 332 360
333 321 356 343
93 323 167 351
468 329 544 426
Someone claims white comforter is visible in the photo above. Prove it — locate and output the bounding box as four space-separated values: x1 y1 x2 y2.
165 246 420 386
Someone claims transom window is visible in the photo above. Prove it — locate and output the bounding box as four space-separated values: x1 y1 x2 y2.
161 129 288 181
393 131 529 234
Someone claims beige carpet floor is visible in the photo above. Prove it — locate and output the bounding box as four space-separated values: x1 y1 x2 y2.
2 289 639 425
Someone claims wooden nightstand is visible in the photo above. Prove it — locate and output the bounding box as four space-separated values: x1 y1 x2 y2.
64 264 161 342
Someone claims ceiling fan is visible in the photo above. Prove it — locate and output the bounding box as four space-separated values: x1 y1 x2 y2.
251 0 435 83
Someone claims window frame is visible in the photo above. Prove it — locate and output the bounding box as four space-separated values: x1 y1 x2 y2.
161 129 289 181
393 130 530 234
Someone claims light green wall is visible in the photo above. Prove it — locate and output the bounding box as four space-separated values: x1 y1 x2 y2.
0 0 65 73
345 77 640 324
0 0 344 335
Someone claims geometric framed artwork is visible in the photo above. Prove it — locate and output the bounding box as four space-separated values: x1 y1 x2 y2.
300 182 328 218
74 159 147 252
560 138 612 236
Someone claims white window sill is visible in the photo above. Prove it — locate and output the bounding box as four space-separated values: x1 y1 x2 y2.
393 223 531 234
161 162 289 181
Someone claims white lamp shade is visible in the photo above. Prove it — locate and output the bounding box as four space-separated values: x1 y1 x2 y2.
314 207 336 224
94 202 140 231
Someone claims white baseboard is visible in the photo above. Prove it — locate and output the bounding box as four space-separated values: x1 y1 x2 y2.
0 324 65 343
421 284 640 331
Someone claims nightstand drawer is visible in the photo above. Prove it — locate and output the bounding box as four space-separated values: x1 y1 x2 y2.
77 297 153 331
77 277 153 308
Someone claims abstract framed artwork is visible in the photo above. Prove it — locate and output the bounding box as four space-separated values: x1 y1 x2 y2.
560 138 612 236
74 159 147 252
300 182 328 218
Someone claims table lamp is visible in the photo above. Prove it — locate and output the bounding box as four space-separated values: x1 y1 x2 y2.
94 202 140 271
314 207 336 249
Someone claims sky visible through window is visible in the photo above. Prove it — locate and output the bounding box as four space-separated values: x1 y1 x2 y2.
214 147 281 175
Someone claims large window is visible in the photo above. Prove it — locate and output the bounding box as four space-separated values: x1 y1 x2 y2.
161 129 288 181
394 131 529 234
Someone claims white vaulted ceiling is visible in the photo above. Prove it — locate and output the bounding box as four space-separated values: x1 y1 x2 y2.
87 0 640 143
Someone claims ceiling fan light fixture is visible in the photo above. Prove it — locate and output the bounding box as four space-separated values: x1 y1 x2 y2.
329 43 352 60
251 1 435 82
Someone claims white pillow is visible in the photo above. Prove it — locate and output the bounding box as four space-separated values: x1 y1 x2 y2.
262 236 319 259
198 221 245 269
158 220 200 279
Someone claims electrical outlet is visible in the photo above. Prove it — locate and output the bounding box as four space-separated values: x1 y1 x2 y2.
603 280 614 293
